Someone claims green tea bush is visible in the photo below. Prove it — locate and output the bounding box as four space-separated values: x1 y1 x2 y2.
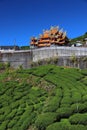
61 96 72 105
81 69 87 76
71 92 82 103
82 95 87 102
69 113 87 125
16 112 36 130
16 108 25 116
35 112 57 130
46 123 87 130
69 125 87 130
34 103 43 112
43 97 60 112
8 119 18 128
44 74 59 86
71 102 87 113
55 88 62 97
32 65 53 77
4 106 11 116
0 108 4 114
20 112 36 130
0 120 9 130
14 93 23 100
46 122 70 130
56 107 73 119
0 115 5 122
11 101 19 109
19 103 26 108
7 109 17 120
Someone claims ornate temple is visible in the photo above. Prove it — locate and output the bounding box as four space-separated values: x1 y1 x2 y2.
30 26 69 48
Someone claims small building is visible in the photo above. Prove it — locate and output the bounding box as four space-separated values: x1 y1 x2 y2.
84 38 87 45
0 46 19 50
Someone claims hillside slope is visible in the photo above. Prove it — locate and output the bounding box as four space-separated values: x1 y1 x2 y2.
71 32 87 43
70 32 87 44
0 65 87 130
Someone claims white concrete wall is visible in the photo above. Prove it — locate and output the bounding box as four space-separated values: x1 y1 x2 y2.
0 50 32 68
32 47 87 62
1 47 87 68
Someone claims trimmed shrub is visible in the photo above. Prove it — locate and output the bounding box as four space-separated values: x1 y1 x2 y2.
46 123 87 130
8 119 18 128
61 96 72 105
82 95 87 102
81 69 87 76
0 120 9 130
46 122 70 130
20 112 36 130
35 112 57 130
70 125 87 130
15 112 36 130
43 97 60 112
55 88 62 97
0 115 5 122
71 92 81 103
69 113 87 125
11 101 19 109
7 109 17 120
16 108 25 116
56 107 73 119
71 102 87 113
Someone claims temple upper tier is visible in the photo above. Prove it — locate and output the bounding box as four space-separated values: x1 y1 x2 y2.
30 26 69 48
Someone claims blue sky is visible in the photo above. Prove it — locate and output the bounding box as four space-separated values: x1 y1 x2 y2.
0 0 87 46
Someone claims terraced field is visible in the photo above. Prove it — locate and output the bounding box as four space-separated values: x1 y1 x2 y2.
0 65 87 130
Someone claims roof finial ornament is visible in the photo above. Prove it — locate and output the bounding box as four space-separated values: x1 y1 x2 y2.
56 26 59 29
51 26 54 30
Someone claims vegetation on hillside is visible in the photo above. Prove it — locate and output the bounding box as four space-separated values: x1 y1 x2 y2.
0 65 87 130
70 32 87 44
20 46 30 50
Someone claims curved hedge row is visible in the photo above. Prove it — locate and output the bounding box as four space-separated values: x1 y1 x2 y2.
69 113 87 125
46 123 87 130
35 112 57 130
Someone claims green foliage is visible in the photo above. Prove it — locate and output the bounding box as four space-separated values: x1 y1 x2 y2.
0 65 87 130
35 112 57 130
20 46 30 50
56 107 73 119
0 62 5 69
43 97 60 112
69 113 87 125
46 122 70 130
70 54 77 63
70 32 87 43
71 103 85 113
46 123 87 130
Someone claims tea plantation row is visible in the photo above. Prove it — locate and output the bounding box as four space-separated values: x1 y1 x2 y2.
0 65 87 130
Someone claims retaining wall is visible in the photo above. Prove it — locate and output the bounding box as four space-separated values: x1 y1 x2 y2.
0 47 87 69
0 50 32 68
